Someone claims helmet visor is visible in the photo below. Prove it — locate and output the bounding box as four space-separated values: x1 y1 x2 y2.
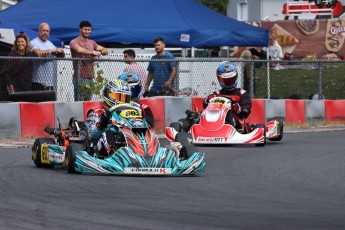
217 75 237 86
109 91 131 103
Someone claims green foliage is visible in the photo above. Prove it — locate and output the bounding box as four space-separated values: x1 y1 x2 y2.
253 62 345 99
78 62 107 97
198 0 227 15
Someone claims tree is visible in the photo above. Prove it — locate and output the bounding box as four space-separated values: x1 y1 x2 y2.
198 0 227 15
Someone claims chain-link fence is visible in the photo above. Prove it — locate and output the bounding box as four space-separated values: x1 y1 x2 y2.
1 54 345 102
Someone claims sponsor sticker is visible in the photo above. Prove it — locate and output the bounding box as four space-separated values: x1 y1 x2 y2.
68 137 85 141
124 168 172 174
197 137 225 142
180 34 190 42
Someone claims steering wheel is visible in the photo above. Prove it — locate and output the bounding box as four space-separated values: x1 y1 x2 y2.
209 95 232 104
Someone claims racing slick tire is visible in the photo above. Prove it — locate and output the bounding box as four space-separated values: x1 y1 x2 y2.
179 145 199 160
178 118 190 132
175 132 196 160
255 124 266 147
32 138 56 168
175 132 193 147
268 119 284 141
170 122 183 133
8 90 56 102
65 143 84 173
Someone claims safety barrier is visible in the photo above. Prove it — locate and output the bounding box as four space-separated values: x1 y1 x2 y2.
0 97 344 139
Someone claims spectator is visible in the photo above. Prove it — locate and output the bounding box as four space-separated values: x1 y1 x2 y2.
143 37 176 97
0 32 33 100
240 49 256 97
240 48 266 96
30 23 64 91
70 20 108 101
264 34 283 60
123 49 147 97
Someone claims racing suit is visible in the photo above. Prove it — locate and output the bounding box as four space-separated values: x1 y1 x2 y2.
86 103 154 156
203 86 252 129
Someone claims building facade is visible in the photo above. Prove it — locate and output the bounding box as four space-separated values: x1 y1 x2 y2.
227 0 345 21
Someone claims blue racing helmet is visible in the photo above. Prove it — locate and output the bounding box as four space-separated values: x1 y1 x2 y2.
216 61 238 90
117 72 141 98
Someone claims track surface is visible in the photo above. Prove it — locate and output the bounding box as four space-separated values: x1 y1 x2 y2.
1 131 345 230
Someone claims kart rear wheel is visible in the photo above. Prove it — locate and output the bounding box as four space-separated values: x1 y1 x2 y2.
255 124 266 147
32 138 55 168
65 143 84 173
170 122 182 133
179 145 199 160
175 132 193 147
269 119 284 141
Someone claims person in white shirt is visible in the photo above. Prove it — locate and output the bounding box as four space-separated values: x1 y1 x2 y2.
265 35 283 60
123 49 147 97
30 23 64 91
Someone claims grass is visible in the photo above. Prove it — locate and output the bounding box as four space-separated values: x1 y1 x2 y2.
253 62 345 100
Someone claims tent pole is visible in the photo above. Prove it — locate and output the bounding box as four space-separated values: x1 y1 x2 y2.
182 48 186 57
266 47 270 99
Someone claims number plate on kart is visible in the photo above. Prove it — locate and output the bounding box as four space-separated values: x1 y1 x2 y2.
41 144 51 164
209 97 231 106
197 137 225 142
120 109 142 119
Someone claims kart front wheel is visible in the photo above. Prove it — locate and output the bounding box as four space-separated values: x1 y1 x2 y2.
32 138 55 168
175 132 193 147
269 120 284 141
179 145 199 160
65 143 84 173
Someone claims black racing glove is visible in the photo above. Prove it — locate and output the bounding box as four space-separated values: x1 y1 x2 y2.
231 102 242 114
203 92 217 109
97 111 110 130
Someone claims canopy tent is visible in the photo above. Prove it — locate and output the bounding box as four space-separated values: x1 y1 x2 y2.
0 19 63 49
0 0 268 47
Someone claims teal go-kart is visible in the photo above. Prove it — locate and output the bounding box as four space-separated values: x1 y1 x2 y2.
32 102 205 175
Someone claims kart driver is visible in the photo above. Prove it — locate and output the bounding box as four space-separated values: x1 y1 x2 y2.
85 77 154 157
203 61 252 129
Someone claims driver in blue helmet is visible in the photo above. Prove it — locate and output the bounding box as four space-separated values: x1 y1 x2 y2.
85 78 154 157
118 72 142 102
203 61 252 129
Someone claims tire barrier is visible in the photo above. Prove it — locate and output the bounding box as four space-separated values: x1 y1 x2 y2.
325 100 345 123
247 99 266 124
140 97 165 134
285 100 305 125
20 102 55 138
0 97 345 138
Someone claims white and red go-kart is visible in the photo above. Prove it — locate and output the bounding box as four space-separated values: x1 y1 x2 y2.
165 96 283 146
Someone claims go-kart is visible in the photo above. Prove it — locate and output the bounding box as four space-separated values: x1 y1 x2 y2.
165 96 283 146
32 102 205 175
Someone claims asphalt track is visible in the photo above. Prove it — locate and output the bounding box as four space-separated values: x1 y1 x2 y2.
1 130 345 230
